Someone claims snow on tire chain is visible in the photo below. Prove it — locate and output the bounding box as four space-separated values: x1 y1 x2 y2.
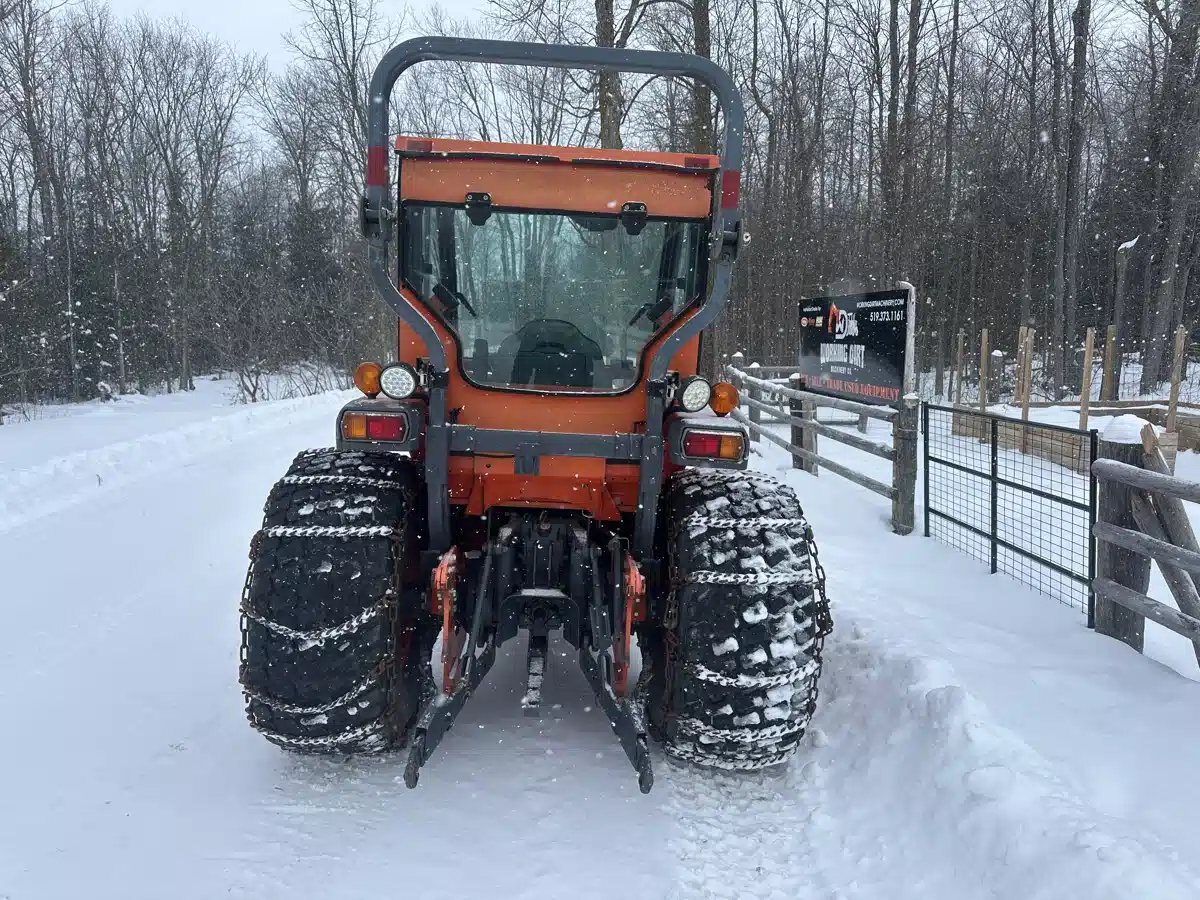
2 386 1198 899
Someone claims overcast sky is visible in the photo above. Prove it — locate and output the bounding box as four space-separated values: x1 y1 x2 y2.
106 0 487 66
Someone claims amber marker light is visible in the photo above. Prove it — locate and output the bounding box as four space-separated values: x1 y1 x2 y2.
710 382 739 416
342 413 368 441
354 362 383 397
718 434 745 460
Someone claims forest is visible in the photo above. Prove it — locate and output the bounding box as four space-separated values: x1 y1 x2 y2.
0 0 1198 410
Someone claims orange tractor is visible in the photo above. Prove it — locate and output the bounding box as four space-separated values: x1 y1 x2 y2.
238 37 830 792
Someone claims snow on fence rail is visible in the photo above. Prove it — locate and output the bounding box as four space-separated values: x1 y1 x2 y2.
1092 425 1200 665
726 363 918 535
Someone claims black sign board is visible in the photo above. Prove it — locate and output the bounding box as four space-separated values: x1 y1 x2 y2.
797 288 912 404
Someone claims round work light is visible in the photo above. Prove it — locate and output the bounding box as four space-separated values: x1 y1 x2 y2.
678 376 713 412
379 363 419 400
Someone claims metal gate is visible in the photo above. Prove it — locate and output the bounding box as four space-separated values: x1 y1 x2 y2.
922 404 1098 616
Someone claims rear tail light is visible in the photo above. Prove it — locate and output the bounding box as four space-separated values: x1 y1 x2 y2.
366 415 406 441
342 413 407 442
682 429 744 461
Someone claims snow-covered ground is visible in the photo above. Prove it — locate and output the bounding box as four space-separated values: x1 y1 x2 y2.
2 385 1198 898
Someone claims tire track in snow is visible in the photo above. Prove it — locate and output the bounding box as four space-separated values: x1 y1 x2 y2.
663 760 831 900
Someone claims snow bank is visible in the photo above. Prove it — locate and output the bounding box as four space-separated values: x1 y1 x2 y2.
0 388 352 532
665 613 1199 900
807 621 1199 899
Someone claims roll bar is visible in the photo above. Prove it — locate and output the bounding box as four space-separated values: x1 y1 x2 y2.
360 36 746 378
360 37 747 557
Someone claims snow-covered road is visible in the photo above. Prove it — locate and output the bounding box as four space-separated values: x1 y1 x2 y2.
2 386 1198 899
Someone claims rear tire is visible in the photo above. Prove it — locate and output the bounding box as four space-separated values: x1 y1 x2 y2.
239 448 434 753
649 468 831 770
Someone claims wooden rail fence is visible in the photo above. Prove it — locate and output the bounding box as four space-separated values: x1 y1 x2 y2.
726 363 918 535
1092 424 1200 664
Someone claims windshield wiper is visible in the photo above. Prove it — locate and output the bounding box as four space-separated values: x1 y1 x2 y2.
628 295 672 327
433 281 477 318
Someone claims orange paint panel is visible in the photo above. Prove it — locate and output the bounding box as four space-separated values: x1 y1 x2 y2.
400 158 712 219
397 320 426 360
449 455 647 518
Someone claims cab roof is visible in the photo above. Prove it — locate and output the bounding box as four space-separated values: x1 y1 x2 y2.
394 137 720 220
394 136 719 174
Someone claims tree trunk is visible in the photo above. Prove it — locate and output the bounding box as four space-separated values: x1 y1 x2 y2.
595 0 623 150
690 0 713 153
1141 0 1200 392
1062 0 1092 389
1047 0 1067 397
884 0 901 276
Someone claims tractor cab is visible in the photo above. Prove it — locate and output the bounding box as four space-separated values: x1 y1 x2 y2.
392 138 716 396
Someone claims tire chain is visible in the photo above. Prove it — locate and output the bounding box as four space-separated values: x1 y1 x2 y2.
656 474 833 771
677 716 805 745
239 597 386 645
280 474 410 492
253 719 387 751
681 515 808 530
241 668 381 715
805 523 833 639
689 655 820 689
687 569 813 586
260 524 396 539
238 463 414 749
667 744 794 771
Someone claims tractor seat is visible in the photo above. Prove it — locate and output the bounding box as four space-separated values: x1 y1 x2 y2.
509 319 603 388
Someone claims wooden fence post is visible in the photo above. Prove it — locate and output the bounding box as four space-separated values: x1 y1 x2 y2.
802 395 819 474
978 328 989 411
1019 330 1035 452
892 395 919 535
787 376 819 475
1140 425 1200 665
954 329 965 406
747 361 761 442
1167 325 1186 433
1079 326 1095 431
1099 324 1118 402
1015 325 1029 402
988 350 1004 405
1094 437 1150 652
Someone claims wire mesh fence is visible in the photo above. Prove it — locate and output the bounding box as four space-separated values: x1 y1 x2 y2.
922 403 1098 615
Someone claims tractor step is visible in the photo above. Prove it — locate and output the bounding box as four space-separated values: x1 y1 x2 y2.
521 634 547 717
